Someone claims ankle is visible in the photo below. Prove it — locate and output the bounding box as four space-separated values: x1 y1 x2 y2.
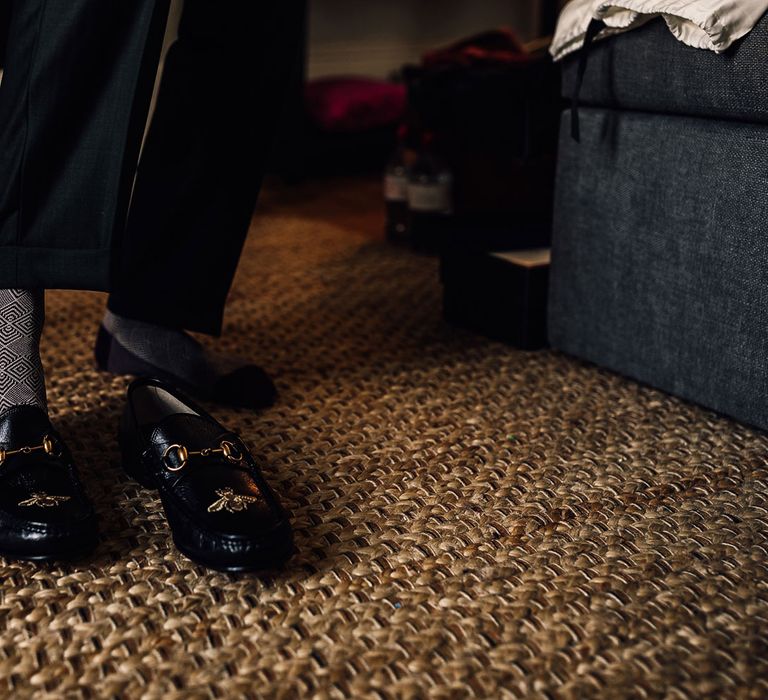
0 289 47 413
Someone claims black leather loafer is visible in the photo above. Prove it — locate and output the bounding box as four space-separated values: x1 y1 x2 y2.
0 405 98 562
118 378 293 572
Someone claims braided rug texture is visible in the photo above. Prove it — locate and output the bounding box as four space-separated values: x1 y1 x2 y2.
3 178 767 699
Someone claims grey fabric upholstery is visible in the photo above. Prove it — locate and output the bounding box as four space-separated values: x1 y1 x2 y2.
562 14 768 123
549 107 768 429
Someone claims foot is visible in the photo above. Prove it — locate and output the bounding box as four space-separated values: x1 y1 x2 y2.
0 405 98 561
0 290 97 561
95 309 277 410
119 377 293 572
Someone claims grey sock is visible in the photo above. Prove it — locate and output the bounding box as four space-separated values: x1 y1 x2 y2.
0 289 47 413
102 309 249 390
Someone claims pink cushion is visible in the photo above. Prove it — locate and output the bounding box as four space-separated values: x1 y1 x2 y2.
305 77 407 133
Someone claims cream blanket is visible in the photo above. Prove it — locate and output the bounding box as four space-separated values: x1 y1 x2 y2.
550 0 768 61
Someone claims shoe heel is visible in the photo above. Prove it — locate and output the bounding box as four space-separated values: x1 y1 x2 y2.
118 433 157 490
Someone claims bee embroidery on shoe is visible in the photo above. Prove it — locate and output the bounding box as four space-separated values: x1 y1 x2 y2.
18 492 71 508
207 487 262 514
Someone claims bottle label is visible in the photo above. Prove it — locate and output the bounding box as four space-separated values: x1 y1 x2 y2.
407 178 452 214
384 174 408 202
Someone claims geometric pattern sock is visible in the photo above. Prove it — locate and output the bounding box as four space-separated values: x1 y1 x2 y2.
0 289 47 413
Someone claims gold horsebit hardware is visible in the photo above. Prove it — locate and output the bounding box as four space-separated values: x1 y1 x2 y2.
162 440 243 472
0 434 60 466
162 441 261 514
0 435 69 508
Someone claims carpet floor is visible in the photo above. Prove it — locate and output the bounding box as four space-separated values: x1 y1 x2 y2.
3 178 767 699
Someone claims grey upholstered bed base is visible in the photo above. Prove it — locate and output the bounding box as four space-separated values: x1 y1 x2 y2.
548 105 768 429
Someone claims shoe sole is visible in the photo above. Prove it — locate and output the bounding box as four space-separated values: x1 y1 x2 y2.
0 533 99 564
173 524 294 573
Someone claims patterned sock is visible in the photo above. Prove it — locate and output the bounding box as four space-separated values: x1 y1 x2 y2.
98 309 276 408
0 289 47 413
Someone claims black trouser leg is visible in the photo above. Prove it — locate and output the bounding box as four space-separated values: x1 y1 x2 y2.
0 2 11 66
0 0 170 289
108 0 306 336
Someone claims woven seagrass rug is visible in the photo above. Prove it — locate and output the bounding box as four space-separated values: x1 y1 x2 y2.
3 178 767 699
